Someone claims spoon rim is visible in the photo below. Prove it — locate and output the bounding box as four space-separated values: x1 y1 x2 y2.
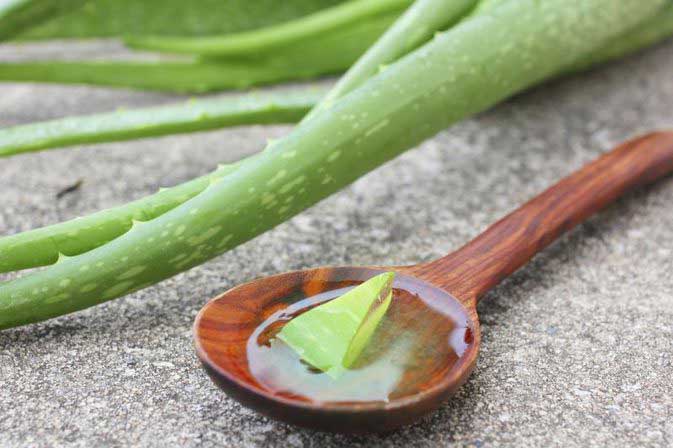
194 265 481 414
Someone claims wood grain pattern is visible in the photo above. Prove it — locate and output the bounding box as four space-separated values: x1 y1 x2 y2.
408 131 673 304
195 131 673 433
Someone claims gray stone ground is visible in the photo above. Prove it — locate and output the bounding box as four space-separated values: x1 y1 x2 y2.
1 40 673 448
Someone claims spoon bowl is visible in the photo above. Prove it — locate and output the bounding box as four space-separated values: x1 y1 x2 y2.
195 131 673 433
195 266 480 433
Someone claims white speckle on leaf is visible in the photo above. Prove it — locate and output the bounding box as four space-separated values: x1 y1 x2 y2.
264 199 279 209
117 266 147 280
327 150 342 162
279 175 306 194
169 254 187 263
266 169 287 186
217 234 234 249
102 281 136 299
187 226 222 246
80 284 98 293
261 193 276 205
365 119 389 137
44 293 70 304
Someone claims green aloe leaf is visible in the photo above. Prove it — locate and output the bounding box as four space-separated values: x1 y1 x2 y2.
17 0 342 40
303 0 477 121
0 11 398 92
0 0 670 330
571 2 673 72
0 0 84 41
124 0 411 57
278 272 394 377
0 59 323 93
0 87 324 157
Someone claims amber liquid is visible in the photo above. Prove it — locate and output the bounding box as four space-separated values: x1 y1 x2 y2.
247 283 473 404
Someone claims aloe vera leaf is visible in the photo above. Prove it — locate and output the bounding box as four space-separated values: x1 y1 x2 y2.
306 0 478 121
469 0 502 15
472 0 673 72
0 1 673 272
0 0 663 327
0 12 398 92
125 0 411 57
0 0 467 155
1 0 667 158
0 160 255 273
0 88 324 157
4 2 672 93
0 59 303 93
342 280 394 368
278 272 394 375
571 2 673 72
0 0 664 329
18 0 342 40
0 0 84 40
0 0 670 275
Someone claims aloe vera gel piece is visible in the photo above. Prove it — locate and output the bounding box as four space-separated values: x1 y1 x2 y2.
277 272 395 377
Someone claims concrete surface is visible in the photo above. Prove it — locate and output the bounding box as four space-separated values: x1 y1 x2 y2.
1 40 672 447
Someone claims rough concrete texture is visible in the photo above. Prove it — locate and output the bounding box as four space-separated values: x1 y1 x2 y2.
1 40 673 447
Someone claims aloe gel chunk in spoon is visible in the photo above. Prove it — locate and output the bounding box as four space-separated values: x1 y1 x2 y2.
277 272 395 376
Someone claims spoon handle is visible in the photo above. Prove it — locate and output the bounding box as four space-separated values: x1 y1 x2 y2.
412 131 673 305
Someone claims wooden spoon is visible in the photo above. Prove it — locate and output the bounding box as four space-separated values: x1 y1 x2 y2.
194 131 673 433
